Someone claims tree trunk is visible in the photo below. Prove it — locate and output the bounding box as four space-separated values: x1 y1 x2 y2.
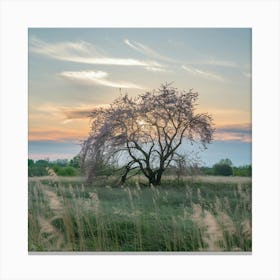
148 176 157 186
148 169 163 186
155 171 163 186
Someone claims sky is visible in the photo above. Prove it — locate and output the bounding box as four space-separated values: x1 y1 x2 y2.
28 28 251 166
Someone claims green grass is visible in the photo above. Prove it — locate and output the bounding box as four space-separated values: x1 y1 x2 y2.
28 176 251 252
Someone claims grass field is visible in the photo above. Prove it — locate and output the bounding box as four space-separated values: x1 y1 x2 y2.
28 176 252 252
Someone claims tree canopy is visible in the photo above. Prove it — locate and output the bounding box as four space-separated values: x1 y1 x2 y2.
81 83 214 185
213 158 233 176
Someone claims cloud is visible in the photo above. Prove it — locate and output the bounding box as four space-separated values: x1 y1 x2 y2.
62 108 93 120
29 128 86 141
204 58 239 68
30 37 161 67
182 65 225 82
214 132 251 142
214 123 252 142
124 39 176 63
197 108 251 127
124 39 246 78
216 123 251 132
62 104 109 120
36 103 109 121
59 70 143 89
145 66 168 72
32 103 104 132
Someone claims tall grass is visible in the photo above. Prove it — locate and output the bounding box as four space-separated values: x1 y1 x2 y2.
28 177 251 252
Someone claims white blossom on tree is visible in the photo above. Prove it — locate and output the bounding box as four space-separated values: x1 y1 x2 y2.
81 83 214 185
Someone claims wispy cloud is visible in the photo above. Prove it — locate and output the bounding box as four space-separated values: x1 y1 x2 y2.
29 128 86 141
30 37 161 67
29 103 109 141
197 108 251 127
145 66 169 72
204 58 240 68
214 132 251 142
37 103 109 121
59 70 143 89
33 103 106 130
62 104 109 120
214 123 252 142
182 65 226 82
124 39 243 77
124 39 176 63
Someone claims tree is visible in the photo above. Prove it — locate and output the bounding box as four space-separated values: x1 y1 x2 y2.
233 165 252 177
69 155 81 169
218 158 233 166
54 159 68 167
28 159 35 167
81 83 214 185
28 159 49 177
35 159 49 167
213 158 233 176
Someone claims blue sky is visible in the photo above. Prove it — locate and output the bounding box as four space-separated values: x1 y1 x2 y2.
28 28 251 166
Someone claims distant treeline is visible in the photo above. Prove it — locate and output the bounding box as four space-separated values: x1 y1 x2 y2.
28 156 80 177
200 158 251 177
200 165 252 177
28 157 251 178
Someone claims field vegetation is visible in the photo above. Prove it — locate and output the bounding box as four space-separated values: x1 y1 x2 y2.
28 175 251 252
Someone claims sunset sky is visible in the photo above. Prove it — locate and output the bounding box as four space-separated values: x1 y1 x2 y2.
28 28 251 166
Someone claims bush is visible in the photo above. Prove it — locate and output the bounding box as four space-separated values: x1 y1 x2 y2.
213 163 233 176
56 166 77 176
200 166 214 175
28 159 49 176
233 165 252 177
28 166 49 177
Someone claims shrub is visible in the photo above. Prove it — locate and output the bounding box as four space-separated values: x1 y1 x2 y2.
233 165 252 177
56 166 77 176
28 166 48 177
213 163 233 176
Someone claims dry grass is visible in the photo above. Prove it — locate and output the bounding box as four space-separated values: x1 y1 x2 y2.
28 176 252 252
28 176 85 182
162 175 252 184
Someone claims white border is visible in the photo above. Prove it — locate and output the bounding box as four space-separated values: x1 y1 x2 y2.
1 1 279 279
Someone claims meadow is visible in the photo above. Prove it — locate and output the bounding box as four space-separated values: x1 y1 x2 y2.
28 175 252 252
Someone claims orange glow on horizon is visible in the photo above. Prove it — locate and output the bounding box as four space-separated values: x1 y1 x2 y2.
29 128 88 141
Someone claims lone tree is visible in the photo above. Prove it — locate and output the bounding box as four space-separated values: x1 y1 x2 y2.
213 158 233 176
81 83 214 185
